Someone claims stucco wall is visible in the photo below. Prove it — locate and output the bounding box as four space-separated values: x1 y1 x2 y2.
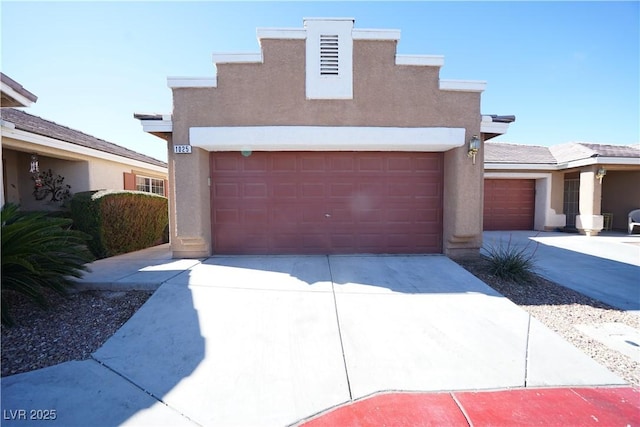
602 170 640 231
171 37 482 256
3 148 20 205
2 145 167 211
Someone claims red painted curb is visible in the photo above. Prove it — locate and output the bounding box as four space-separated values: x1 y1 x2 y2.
299 387 640 427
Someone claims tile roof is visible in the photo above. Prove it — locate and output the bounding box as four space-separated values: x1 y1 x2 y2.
0 73 38 106
572 143 640 158
484 142 556 164
1 108 166 168
486 142 640 166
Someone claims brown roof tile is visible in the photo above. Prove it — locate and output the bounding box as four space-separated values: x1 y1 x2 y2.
484 142 556 164
550 142 640 163
487 142 640 166
0 73 38 105
578 143 640 158
1 108 166 168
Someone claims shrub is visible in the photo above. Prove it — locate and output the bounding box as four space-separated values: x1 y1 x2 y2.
1 204 94 326
482 234 538 283
70 190 168 259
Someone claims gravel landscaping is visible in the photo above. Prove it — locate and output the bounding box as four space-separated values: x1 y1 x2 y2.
1 289 152 377
457 257 639 387
2 257 638 387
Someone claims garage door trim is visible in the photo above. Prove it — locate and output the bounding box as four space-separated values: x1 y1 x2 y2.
191 126 465 152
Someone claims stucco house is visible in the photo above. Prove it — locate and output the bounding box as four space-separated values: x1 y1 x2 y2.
484 142 640 234
1 73 168 211
138 17 514 258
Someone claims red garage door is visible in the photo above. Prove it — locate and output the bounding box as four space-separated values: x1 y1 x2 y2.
210 152 443 254
484 179 535 230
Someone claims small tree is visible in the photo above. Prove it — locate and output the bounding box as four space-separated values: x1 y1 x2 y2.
32 169 72 204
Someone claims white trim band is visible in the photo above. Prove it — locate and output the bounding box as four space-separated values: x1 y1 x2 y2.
212 53 263 64
440 79 487 92
190 126 465 152
481 121 510 135
257 28 306 40
485 163 557 171
139 120 173 133
168 77 217 88
352 29 401 40
486 156 640 171
396 55 444 67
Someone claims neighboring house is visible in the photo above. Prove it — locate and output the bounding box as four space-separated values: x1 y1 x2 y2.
1 73 168 211
137 18 513 257
484 142 640 235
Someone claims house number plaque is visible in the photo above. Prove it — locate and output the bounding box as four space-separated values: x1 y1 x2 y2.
173 145 192 154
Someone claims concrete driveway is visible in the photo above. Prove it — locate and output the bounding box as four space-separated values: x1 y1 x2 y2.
1 252 625 426
483 230 640 312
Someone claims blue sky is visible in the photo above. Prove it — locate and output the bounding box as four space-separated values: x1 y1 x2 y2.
2 1 638 162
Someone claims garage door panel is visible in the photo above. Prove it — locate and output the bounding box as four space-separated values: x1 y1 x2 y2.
358 157 384 171
272 183 297 199
211 152 443 254
387 157 413 171
244 208 268 223
484 179 535 231
214 209 239 223
329 157 355 171
273 156 296 172
330 183 355 198
214 182 239 198
244 183 268 198
272 207 303 225
301 156 326 172
301 183 325 198
243 155 268 171
213 157 238 171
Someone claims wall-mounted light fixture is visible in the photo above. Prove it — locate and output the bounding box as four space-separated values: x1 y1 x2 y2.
596 167 607 184
467 135 480 164
30 153 39 174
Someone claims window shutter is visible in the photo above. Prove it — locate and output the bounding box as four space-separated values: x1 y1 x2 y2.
123 172 136 190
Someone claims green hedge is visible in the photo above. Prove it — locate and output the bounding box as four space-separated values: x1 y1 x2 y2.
70 190 168 259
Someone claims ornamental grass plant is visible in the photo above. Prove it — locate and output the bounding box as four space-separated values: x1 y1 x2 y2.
483 234 539 283
1 204 94 326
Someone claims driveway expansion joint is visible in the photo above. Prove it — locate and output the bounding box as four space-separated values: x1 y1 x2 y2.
90 356 203 426
327 255 353 401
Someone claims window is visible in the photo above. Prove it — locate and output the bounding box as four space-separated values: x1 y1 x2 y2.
136 176 164 196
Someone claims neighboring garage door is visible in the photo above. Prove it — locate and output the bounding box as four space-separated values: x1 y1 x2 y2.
483 179 535 230
210 152 443 254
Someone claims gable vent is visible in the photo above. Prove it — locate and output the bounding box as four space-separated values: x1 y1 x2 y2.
320 34 339 76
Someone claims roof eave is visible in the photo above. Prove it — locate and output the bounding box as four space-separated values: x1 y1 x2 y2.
485 163 558 171
3 126 167 171
0 73 38 107
135 113 173 141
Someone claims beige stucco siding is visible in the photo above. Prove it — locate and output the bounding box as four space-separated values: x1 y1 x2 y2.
174 40 479 128
171 37 483 256
2 141 167 211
